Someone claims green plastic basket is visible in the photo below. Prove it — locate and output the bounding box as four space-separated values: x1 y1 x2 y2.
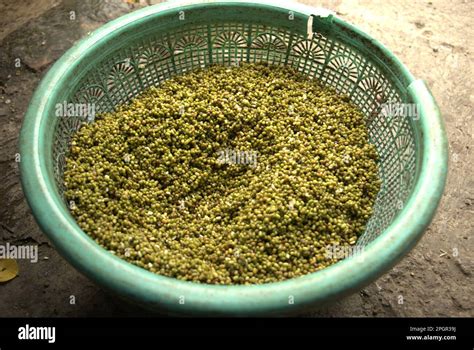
20 0 448 315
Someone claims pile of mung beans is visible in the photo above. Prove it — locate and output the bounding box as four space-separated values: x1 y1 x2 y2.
64 63 381 284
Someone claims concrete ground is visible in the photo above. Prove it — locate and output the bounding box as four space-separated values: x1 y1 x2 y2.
0 0 472 316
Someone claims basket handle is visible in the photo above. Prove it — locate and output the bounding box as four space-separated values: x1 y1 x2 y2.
407 79 448 188
407 79 443 129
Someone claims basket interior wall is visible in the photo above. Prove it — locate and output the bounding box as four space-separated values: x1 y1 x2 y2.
52 19 418 247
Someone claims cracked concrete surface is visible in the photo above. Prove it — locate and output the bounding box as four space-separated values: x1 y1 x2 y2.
0 0 472 316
